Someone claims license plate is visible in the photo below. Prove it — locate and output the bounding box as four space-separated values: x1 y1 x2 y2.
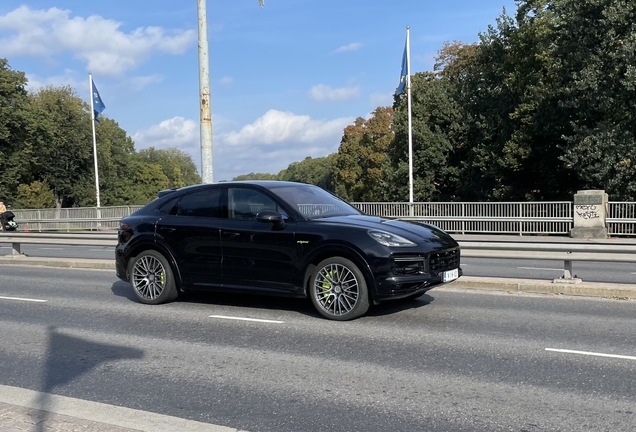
443 268 459 282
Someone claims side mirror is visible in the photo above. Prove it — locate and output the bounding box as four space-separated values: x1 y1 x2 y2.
256 210 286 228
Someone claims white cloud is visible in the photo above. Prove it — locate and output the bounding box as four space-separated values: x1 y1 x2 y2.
334 42 363 53
26 70 80 92
132 117 199 151
309 84 360 102
219 76 234 85
220 109 352 147
128 74 164 91
369 92 393 108
133 110 354 181
214 109 353 180
0 6 196 76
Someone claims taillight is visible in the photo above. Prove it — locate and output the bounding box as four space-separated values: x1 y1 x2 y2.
119 223 132 243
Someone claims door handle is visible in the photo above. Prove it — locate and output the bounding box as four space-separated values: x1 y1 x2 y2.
159 227 176 233
223 231 240 238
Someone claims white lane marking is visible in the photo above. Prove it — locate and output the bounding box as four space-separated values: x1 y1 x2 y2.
519 267 563 271
0 295 47 303
546 348 636 361
39 247 64 250
209 315 284 324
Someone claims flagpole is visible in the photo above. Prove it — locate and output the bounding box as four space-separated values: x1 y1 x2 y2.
406 26 414 216
89 73 102 223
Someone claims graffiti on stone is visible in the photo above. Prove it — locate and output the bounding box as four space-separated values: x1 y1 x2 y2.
575 205 600 220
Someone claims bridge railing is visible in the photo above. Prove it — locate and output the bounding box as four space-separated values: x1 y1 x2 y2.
2 232 636 285
6 201 636 236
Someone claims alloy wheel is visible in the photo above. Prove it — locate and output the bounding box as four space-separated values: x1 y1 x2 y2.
132 255 166 301
313 263 360 316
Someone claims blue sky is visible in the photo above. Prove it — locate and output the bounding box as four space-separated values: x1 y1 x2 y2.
0 0 517 181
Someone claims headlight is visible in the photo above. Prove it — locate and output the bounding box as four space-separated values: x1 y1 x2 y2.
368 230 416 247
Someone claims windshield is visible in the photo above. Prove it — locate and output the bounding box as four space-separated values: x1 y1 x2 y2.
271 185 362 219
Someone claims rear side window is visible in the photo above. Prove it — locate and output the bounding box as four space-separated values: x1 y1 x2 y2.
157 197 178 214
176 189 223 218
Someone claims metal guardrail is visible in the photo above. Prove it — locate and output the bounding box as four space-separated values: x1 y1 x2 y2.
6 201 636 236
1 232 635 284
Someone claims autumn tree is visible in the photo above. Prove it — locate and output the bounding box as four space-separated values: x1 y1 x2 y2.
333 107 393 201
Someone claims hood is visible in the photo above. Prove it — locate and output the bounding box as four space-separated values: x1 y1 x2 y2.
315 215 459 249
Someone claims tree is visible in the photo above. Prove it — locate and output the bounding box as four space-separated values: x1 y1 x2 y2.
550 0 636 200
0 59 35 204
384 73 465 202
28 86 93 208
231 172 279 181
136 147 201 188
333 107 393 201
280 155 336 192
14 181 56 209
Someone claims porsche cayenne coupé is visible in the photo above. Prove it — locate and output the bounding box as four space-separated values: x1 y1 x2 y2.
116 181 461 320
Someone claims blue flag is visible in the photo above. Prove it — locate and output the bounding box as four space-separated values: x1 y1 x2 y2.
92 80 106 122
395 42 407 96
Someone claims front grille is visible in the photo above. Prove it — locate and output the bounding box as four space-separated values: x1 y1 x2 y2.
429 249 460 275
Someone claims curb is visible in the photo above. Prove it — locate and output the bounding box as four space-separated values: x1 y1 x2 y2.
2 257 635 300
448 276 636 299
0 255 114 270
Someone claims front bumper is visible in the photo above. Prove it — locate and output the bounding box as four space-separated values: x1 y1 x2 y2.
372 247 462 301
374 267 463 301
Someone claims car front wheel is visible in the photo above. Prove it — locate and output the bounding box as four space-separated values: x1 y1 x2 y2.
129 250 178 305
309 257 370 321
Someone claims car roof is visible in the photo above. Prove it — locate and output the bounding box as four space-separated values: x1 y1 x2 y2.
156 180 311 197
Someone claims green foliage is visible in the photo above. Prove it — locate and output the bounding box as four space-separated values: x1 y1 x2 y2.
136 147 201 188
28 86 93 207
280 155 336 192
232 172 280 181
551 0 636 200
385 73 465 202
0 58 34 204
14 181 56 209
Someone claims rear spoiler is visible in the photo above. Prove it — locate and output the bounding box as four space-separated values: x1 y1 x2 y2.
157 188 179 198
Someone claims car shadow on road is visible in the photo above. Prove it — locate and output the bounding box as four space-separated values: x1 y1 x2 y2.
367 294 435 317
110 280 140 302
111 280 434 319
179 290 321 318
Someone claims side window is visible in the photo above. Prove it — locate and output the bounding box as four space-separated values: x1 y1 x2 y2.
228 188 278 221
176 189 222 218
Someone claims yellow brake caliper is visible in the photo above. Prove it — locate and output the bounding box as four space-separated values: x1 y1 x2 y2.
322 269 337 304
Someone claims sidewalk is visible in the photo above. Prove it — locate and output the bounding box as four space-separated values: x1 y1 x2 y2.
0 385 243 432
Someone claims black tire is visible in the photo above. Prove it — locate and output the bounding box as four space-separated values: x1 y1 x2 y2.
309 257 370 321
128 250 178 305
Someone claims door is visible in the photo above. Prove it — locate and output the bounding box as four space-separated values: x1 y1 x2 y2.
156 187 224 287
220 187 299 292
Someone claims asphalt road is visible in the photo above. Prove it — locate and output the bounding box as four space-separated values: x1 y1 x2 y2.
0 266 635 431
2 242 636 284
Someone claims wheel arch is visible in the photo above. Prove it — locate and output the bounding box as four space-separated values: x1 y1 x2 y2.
125 238 184 288
302 245 377 301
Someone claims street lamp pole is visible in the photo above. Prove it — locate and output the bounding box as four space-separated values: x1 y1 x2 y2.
197 0 213 183
197 0 264 184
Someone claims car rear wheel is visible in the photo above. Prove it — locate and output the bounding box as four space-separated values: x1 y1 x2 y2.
129 250 178 305
309 257 369 321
